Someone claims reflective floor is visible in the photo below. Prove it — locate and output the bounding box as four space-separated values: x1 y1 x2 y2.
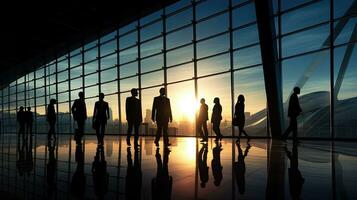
0 134 357 199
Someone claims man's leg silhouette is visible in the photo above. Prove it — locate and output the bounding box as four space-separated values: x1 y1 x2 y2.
127 122 133 145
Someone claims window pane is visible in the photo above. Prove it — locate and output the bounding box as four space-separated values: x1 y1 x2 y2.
85 73 98 86
101 81 118 95
282 50 330 138
167 63 194 83
71 78 82 90
84 47 98 63
101 67 117 82
70 66 82 79
120 47 137 64
334 45 357 138
167 26 192 49
120 76 138 92
282 25 329 58
140 37 163 57
233 23 259 49
232 3 256 28
85 85 99 98
120 62 138 78
166 8 192 31
196 0 228 20
198 73 232 136
234 67 267 136
167 45 193 66
84 60 98 75
141 54 163 73
234 45 262 69
106 94 119 134
101 54 117 70
119 31 137 49
101 39 117 56
141 70 164 87
167 81 196 136
197 34 229 58
197 13 229 39
334 17 357 46
141 20 162 41
197 53 230 77
282 0 329 34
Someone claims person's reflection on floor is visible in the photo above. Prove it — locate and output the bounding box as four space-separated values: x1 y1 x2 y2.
198 143 209 188
70 140 86 199
212 141 223 187
234 141 251 195
92 145 109 199
152 147 173 200
125 146 142 200
46 138 57 198
284 141 304 200
16 134 34 176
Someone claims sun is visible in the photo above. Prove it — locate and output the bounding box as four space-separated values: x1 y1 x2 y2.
177 93 198 122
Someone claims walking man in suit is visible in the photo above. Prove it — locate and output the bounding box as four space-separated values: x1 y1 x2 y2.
93 93 110 145
282 87 302 141
152 88 172 147
126 88 142 147
71 92 87 142
197 98 209 142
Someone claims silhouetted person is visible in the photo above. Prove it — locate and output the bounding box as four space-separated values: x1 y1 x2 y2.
47 99 57 140
198 144 209 188
17 106 25 136
211 97 223 141
234 95 249 141
152 88 172 147
70 141 86 199
125 147 142 200
211 142 223 187
282 87 302 141
197 98 209 142
126 88 142 147
72 91 87 142
284 142 304 200
25 107 33 136
152 147 172 200
46 138 57 198
92 145 109 199
93 93 110 145
234 141 251 194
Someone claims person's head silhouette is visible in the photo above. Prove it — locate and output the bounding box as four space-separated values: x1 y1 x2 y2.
238 95 245 103
131 88 138 97
200 98 205 104
99 93 105 101
214 97 220 104
27 107 31 111
19 106 24 111
293 87 301 95
50 99 57 105
159 88 165 96
78 92 84 99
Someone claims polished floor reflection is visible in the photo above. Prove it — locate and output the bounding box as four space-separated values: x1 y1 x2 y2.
0 134 357 199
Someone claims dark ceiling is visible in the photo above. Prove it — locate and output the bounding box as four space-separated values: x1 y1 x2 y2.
0 0 176 89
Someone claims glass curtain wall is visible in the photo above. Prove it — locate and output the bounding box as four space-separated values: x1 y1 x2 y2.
274 0 357 138
0 0 267 137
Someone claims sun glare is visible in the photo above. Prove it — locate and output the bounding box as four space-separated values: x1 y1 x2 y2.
177 94 198 121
